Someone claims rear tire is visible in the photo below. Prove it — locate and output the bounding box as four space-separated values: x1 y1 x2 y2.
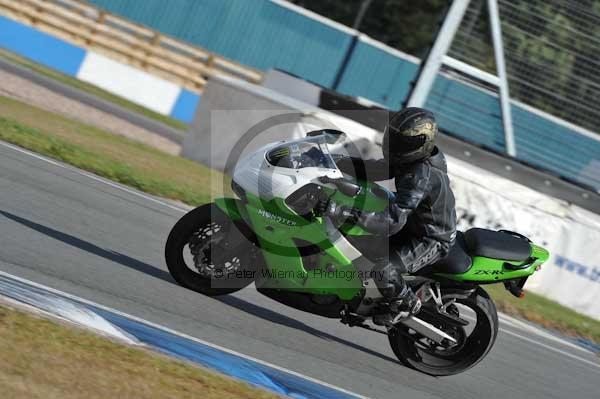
165 203 257 296
389 287 498 376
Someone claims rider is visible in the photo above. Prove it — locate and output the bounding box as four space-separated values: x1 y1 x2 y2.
330 107 457 321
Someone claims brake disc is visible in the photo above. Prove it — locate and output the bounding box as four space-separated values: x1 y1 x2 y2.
188 222 242 278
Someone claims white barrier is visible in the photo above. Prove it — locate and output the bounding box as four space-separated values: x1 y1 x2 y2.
77 52 181 115
182 75 600 320
448 160 600 319
181 75 381 171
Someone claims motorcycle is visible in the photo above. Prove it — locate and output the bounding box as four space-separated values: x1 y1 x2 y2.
165 130 549 376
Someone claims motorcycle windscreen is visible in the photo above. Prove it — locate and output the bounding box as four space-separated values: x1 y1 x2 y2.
266 140 336 170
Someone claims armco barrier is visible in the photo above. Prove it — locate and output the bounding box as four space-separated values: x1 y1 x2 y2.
0 15 200 123
88 0 600 191
0 0 262 92
88 0 355 89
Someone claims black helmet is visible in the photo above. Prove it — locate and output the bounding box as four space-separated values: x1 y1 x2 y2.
382 107 437 164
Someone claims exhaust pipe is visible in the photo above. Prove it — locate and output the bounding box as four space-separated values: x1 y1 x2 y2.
396 316 458 345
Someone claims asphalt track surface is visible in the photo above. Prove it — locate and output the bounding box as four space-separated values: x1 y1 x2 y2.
1 141 598 399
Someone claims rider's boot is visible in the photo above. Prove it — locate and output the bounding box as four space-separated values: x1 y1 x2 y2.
372 262 421 326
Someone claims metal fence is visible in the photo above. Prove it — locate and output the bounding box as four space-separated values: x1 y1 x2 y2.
449 0 600 138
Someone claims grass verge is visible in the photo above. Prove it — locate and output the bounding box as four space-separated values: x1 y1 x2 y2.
0 48 189 131
485 284 600 345
0 94 598 347
0 95 226 204
0 304 279 399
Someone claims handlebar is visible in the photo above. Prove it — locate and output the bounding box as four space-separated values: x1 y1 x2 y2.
318 176 361 198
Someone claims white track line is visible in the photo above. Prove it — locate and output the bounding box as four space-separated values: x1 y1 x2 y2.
500 328 600 371
498 313 591 354
1 139 598 370
0 141 190 213
0 270 370 399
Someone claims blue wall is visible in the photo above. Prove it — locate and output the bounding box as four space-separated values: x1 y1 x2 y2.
170 89 201 122
87 0 354 88
0 16 85 76
424 74 600 189
336 40 419 107
0 15 199 123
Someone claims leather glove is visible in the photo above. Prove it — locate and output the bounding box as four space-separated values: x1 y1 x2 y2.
334 157 354 175
322 201 360 225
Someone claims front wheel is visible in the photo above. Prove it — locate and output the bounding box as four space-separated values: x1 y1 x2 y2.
165 203 258 296
388 287 498 376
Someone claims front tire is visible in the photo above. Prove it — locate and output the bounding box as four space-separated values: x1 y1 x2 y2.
165 203 257 296
389 287 498 376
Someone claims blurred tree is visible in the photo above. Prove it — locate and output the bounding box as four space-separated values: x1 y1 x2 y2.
502 1 575 121
290 0 449 57
499 0 600 131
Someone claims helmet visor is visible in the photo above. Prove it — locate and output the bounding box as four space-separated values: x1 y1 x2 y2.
388 133 427 153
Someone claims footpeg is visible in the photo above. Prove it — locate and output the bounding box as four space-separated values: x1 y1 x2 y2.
340 307 366 327
391 311 411 324
372 313 393 326
389 294 422 319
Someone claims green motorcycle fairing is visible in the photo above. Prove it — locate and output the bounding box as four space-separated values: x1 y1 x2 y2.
215 177 549 302
214 181 390 301
436 244 549 283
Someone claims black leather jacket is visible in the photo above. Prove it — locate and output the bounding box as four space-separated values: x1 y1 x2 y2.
336 147 457 251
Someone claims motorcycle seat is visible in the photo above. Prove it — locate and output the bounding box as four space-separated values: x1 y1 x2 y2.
464 228 531 261
426 232 472 274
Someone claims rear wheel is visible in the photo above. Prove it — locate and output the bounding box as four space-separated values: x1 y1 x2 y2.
388 287 498 376
165 203 258 296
